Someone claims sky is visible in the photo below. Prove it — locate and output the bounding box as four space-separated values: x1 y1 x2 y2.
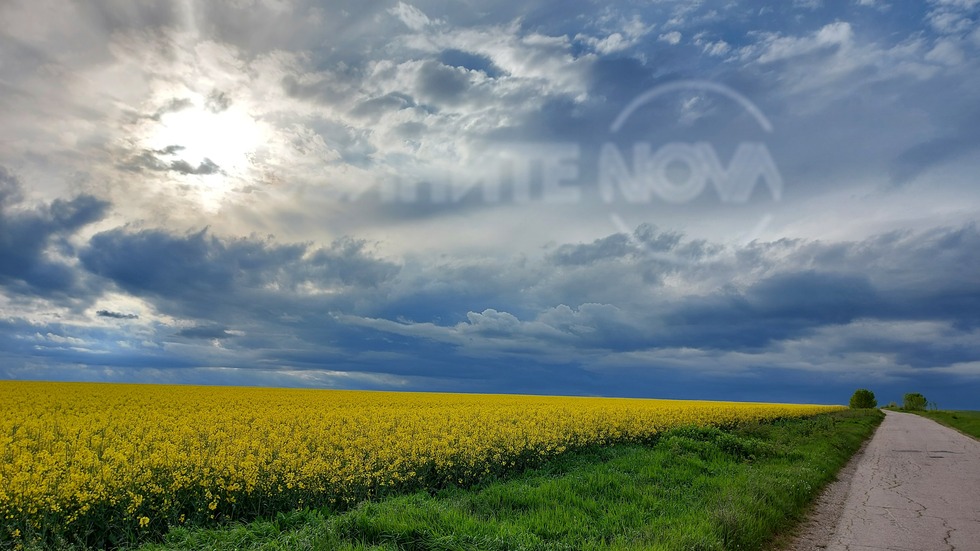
1 0 979 408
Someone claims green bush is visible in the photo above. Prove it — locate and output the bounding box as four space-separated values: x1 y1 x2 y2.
903 393 927 411
849 389 877 409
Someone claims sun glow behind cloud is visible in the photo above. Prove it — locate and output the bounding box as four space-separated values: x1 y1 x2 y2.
139 93 266 209
147 102 261 174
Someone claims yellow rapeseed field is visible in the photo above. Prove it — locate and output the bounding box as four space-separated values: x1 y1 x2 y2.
0 381 842 547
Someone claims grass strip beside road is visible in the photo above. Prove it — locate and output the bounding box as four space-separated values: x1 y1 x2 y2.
907 410 980 440
137 409 882 551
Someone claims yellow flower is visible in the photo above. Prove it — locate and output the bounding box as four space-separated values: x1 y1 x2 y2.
0 380 842 543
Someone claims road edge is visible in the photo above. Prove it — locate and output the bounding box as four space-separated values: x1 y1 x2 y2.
777 413 881 551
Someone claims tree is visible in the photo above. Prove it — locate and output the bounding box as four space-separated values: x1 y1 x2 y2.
903 392 928 411
849 389 877 409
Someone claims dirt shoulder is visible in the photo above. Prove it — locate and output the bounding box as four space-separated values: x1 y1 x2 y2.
779 428 873 550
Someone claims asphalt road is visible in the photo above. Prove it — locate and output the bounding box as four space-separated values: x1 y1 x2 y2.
789 410 980 551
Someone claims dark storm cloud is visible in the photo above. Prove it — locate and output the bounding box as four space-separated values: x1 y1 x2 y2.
416 60 472 105
846 335 978 371
79 228 399 324
351 224 980 377
168 158 221 176
81 228 304 301
819 226 980 328
661 271 879 350
156 145 186 156
548 226 685 267
3 204 980 405
0 167 110 297
651 225 980 351
0 318 227 383
747 270 878 322
117 148 220 176
96 310 139 320
117 145 222 177
306 237 401 287
549 233 635 266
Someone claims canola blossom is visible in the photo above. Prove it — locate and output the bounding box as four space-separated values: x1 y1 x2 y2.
0 381 842 547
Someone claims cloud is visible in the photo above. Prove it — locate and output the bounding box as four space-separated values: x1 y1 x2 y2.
693 32 731 57
577 15 652 54
398 19 596 101
118 150 222 179
703 40 731 56
926 0 979 35
177 325 233 339
390 2 433 32
2 210 979 405
888 107 980 183
736 19 944 104
925 38 965 65
96 310 139 320
414 60 473 105
349 92 418 120
751 21 855 64
659 31 682 45
78 228 400 328
352 224 980 368
2 0 980 406
0 167 24 207
205 90 232 113
168 158 221 176
0 166 110 298
437 49 503 77
150 98 194 121
549 233 637 266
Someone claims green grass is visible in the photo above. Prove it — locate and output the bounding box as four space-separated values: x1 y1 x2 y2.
907 410 980 440
130 410 881 551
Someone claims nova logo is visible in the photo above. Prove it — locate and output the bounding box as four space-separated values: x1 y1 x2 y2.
369 79 782 229
600 80 783 205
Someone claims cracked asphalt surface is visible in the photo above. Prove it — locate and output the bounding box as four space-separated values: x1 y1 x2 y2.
811 410 980 551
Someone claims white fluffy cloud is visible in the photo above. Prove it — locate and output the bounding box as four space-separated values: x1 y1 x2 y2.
659 31 682 45
390 2 433 31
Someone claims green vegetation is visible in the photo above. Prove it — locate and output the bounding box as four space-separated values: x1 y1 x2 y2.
849 389 877 409
908 410 980 440
131 410 881 551
902 392 928 411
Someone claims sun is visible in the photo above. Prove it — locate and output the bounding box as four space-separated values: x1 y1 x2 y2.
141 93 265 207
147 98 261 174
